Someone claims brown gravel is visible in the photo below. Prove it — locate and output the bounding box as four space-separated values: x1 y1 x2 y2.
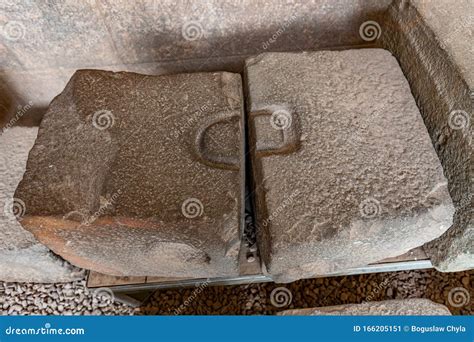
140 269 473 315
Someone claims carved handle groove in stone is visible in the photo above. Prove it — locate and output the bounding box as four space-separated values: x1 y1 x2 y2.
192 110 241 171
252 108 300 156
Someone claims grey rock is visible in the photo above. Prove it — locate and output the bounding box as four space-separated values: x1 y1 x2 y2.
279 299 452 315
1 0 391 128
0 127 83 283
15 70 244 278
411 0 473 86
96 0 390 67
381 0 473 272
245 49 454 282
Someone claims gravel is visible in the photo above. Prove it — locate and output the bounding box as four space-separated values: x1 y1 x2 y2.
1 269 471 315
0 280 136 315
141 269 473 315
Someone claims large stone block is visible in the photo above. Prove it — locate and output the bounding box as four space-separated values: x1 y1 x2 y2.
15 70 245 278
96 0 390 65
0 1 120 71
279 299 452 315
0 127 83 283
380 0 473 272
245 49 454 282
1 0 392 128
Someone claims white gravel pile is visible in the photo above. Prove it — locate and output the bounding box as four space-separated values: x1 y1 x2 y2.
0 279 136 315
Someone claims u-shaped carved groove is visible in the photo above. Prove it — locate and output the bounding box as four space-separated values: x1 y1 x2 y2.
252 108 300 157
192 110 241 171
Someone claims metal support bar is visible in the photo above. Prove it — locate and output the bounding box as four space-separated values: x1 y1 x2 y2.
94 259 433 307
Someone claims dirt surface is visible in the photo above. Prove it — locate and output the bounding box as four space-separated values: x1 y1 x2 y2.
1 269 471 315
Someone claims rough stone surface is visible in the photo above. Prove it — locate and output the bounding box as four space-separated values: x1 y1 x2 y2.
1 0 391 127
15 70 244 278
0 0 390 70
245 49 454 282
380 0 473 272
278 299 452 316
0 127 83 283
411 0 473 87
